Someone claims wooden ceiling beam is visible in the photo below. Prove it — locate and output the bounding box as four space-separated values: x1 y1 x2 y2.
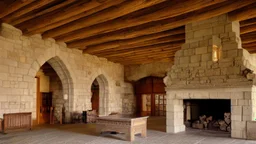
55 0 227 42
2 0 56 23
241 32 256 44
96 45 181 58
242 42 256 48
0 0 34 19
86 33 185 54
104 47 180 59
244 47 256 54
240 18 256 27
67 26 184 48
24 0 125 35
18 0 105 32
240 24 256 35
70 0 254 49
11 0 77 26
93 42 182 57
228 2 256 21
41 0 167 38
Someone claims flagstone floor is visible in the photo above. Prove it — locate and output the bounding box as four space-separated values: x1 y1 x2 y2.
0 117 255 144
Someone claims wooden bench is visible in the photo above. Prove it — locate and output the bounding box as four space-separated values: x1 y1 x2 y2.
1 112 32 133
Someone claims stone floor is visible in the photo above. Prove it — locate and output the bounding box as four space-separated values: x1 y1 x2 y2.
0 117 255 144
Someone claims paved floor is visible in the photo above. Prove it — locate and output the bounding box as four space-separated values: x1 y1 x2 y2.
0 117 255 144
0 124 255 144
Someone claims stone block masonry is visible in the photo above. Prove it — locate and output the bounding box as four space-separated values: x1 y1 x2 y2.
165 14 256 139
0 23 133 122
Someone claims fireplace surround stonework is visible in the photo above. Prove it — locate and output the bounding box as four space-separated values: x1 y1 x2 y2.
164 14 256 139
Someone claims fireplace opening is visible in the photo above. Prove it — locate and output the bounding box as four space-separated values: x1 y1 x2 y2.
184 99 231 132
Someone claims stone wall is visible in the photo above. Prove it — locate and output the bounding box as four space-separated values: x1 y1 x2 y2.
125 62 172 81
164 14 256 139
0 23 127 121
50 74 64 121
164 15 254 88
122 83 135 114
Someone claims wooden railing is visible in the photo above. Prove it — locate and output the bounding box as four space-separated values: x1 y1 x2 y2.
2 112 32 133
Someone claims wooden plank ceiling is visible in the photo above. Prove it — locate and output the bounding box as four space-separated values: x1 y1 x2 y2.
0 0 256 65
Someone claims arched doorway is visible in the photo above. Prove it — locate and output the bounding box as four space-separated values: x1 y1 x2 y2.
91 79 99 114
34 56 74 124
91 74 109 116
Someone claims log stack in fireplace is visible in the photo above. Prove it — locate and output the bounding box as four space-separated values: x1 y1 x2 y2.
188 112 231 132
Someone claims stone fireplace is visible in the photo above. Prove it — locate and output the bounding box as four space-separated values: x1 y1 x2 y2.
164 14 256 139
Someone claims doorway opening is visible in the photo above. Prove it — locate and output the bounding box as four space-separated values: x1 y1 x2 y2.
135 76 166 116
91 79 99 114
90 74 109 116
36 62 64 124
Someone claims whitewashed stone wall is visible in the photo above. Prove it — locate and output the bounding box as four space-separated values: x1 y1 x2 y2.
0 23 127 122
165 14 256 139
125 62 172 81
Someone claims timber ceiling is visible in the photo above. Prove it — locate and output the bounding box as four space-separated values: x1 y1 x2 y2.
0 0 255 65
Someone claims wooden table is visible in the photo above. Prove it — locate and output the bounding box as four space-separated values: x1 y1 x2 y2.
96 115 149 141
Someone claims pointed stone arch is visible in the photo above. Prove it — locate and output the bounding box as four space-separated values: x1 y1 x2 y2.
29 55 74 122
92 74 109 116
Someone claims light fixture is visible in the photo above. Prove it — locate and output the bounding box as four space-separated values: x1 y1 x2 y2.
63 94 68 100
212 36 222 62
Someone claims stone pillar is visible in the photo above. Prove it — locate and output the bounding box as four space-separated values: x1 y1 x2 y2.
166 92 185 133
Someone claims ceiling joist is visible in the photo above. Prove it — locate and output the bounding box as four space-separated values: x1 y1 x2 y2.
0 0 255 65
2 0 56 23
19 0 104 33
85 34 185 54
23 0 125 35
11 0 77 26
0 0 35 19
41 0 167 38
54 0 227 42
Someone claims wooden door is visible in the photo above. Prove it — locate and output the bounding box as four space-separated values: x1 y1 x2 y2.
154 94 166 116
135 77 166 116
39 92 52 124
91 89 99 113
141 94 152 116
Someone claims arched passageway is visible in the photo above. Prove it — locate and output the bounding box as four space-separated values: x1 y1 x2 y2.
91 74 109 116
34 56 74 124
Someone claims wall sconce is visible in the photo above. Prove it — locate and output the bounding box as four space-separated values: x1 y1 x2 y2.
212 36 222 62
63 94 68 100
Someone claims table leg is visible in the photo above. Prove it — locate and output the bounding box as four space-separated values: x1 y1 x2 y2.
126 132 134 141
141 127 147 138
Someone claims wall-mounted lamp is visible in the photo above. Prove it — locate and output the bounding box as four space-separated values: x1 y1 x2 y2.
212 36 222 62
63 94 68 100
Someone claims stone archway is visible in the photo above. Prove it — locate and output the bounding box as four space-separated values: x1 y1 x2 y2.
30 56 74 123
93 74 109 116
46 57 74 122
